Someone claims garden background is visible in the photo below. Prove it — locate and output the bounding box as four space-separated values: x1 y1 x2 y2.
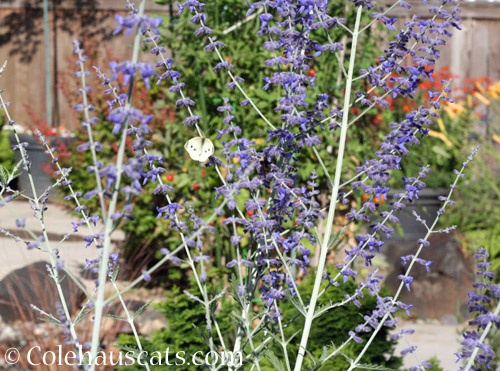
1 0 500 129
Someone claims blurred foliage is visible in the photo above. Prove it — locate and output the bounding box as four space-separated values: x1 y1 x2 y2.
0 116 15 171
380 68 477 189
436 79 500 278
117 270 401 370
413 357 444 371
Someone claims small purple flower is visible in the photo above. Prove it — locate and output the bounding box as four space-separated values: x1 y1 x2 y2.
398 275 414 291
15 218 26 228
142 270 151 282
114 13 162 37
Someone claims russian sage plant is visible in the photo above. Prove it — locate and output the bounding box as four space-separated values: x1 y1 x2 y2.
0 0 499 370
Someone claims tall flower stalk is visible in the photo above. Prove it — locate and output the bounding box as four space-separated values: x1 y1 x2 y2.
87 1 147 366
294 6 363 370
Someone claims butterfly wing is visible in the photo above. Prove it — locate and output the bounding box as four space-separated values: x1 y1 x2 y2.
198 138 214 162
184 137 214 162
184 137 204 161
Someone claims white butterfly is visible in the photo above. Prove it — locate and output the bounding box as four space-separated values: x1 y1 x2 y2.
184 136 214 162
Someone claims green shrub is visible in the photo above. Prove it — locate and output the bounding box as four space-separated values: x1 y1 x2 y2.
116 268 237 370
414 357 443 371
261 275 402 370
117 270 401 370
0 129 14 171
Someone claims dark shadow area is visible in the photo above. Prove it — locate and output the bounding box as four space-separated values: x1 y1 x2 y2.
0 0 115 63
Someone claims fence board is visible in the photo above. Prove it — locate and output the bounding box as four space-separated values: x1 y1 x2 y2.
0 0 169 11
0 0 499 129
383 0 500 19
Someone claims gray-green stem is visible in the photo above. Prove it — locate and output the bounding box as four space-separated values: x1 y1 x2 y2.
76 47 108 220
87 0 145 367
110 277 151 371
293 6 362 370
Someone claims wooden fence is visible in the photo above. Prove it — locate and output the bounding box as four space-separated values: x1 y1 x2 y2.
0 0 499 129
385 0 500 90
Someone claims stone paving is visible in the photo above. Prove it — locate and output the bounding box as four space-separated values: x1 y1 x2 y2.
394 320 463 370
0 199 123 281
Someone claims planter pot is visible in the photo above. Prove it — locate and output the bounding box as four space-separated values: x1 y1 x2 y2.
380 188 474 320
386 187 449 242
381 187 450 268
8 133 71 199
379 187 449 267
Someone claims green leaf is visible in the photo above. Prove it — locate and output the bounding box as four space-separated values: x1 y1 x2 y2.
37 317 60 325
11 160 23 178
103 314 128 322
132 300 152 320
192 323 211 348
285 291 306 317
351 363 395 370
431 144 451 159
0 165 8 185
74 310 93 325
57 274 66 285
265 351 286 371
228 274 243 307
111 265 120 282
119 345 140 358
229 310 246 324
